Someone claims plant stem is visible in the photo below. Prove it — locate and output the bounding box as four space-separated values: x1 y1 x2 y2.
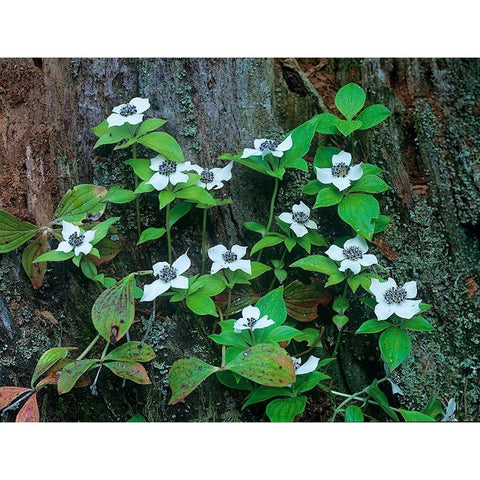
76 334 100 361
268 249 287 291
165 202 172 264
330 390 402 413
225 287 232 322
257 177 279 262
201 208 208 275
90 341 110 396
132 144 141 238
332 330 343 358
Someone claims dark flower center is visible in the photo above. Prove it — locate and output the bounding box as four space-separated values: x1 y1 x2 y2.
158 265 177 283
201 169 215 183
343 246 363 261
292 358 302 369
259 140 279 151
246 317 257 328
68 232 85 247
331 162 350 178
119 104 137 116
384 287 408 304
157 160 178 175
222 251 238 263
292 211 309 224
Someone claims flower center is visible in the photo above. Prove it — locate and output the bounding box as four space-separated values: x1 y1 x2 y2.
259 140 279 151
331 162 350 178
158 265 177 283
119 104 137 116
222 251 238 263
246 317 257 328
343 246 363 261
384 287 408 304
157 160 178 175
201 169 215 183
68 232 85 247
292 211 309 224
292 358 302 369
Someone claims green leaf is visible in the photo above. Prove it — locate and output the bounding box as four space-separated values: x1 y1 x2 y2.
264 326 301 343
302 179 325 195
400 316 435 332
186 294 218 317
356 319 393 334
168 358 219 405
168 201 192 228
357 104 392 130
333 315 349 330
137 227 166 245
398 409 435 422
314 146 341 168
103 187 136 204
190 274 226 297
225 343 295 387
254 286 287 344
136 118 167 137
293 328 320 346
21 234 47 289
349 175 390 194
92 274 135 342
93 124 131 148
316 113 341 134
137 132 184 161
124 158 154 180
338 193 380 240
294 371 329 393
251 235 284 255
325 273 346 287
58 359 98 394
420 303 433 312
284 237 296 252
348 273 380 294
134 181 155 195
0 209 38 253
244 222 266 235
366 380 398 421
104 341 156 362
314 186 344 208
274 268 288 284
231 261 271 284
334 118 362 137
31 347 75 387
242 386 292 410
291 255 340 276
373 215 392 234
379 327 412 371
362 164 384 176
127 414 147 422
89 217 120 245
159 190 175 209
216 370 252 391
80 257 98 280
104 361 151 384
266 396 307 422
34 250 74 263
332 295 349 314
175 186 216 206
335 83 366 120
209 331 249 348
54 184 107 222
345 405 364 422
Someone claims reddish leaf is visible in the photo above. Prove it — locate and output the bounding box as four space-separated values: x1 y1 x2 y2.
104 361 152 385
284 280 332 322
22 234 48 289
16 393 39 422
0 386 32 410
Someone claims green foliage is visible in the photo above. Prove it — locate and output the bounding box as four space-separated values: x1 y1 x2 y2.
31 347 75 387
266 396 307 422
379 327 412 371
345 405 364 422
137 227 166 245
54 184 107 222
0 209 38 253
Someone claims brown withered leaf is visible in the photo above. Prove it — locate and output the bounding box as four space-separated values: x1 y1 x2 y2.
21 234 48 289
35 310 58 325
87 227 122 265
284 279 332 322
464 276 478 299
16 393 40 422
372 237 398 262
0 386 32 410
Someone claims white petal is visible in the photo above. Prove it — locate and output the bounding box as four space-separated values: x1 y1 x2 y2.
375 302 396 321
242 305 260 321
339 259 361 274
210 261 226 274
169 171 189 186
295 356 320 375
229 259 251 274
344 234 368 253
325 245 345 261
218 161 233 180
241 148 262 159
271 150 283 158
130 97 150 113
189 164 203 174
177 161 192 172
358 254 378 267
254 139 267 150
147 172 169 191
231 245 247 259
292 201 310 216
208 244 227 263
172 252 191 275
402 281 417 298
170 275 189 290
233 319 249 331
332 176 351 191
125 113 143 125
152 261 170 277
252 315 275 330
112 103 126 114
315 167 334 185
61 221 79 240
141 279 170 302
290 222 308 237
150 155 167 171
106 113 126 127
209 181 223 190
57 241 73 253
305 220 317 230
332 151 352 166
370 278 397 301
348 164 364 181
75 242 93 256
276 134 292 152
83 230 95 243
278 212 294 224
394 300 421 319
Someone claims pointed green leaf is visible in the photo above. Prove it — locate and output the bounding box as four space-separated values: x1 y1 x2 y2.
314 186 344 207
357 104 392 130
366 380 398 421
345 405 364 422
137 132 184 161
125 158 154 180
137 227 166 245
291 255 340 276
335 83 366 120
31 347 76 387
316 113 341 134
251 235 284 255
266 396 307 422
399 316 434 332
338 193 380 240
103 187 136 204
104 361 152 384
242 386 291 410
136 118 167 137
334 118 362 137
58 359 98 394
168 201 192 228
54 184 107 222
398 409 435 422
104 341 155 362
186 293 218 317
356 319 393 334
379 327 412 371
0 209 38 253
349 175 390 194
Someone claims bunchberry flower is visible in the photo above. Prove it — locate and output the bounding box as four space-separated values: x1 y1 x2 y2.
291 355 320 375
106 97 150 127
146 155 192 191
370 278 422 321
241 135 293 159
233 305 274 333
141 252 191 302
278 201 317 237
190 161 233 190
56 221 95 256
315 150 363 191
208 244 251 275
325 235 378 274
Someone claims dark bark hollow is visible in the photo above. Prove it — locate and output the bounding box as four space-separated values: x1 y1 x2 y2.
0 58 478 421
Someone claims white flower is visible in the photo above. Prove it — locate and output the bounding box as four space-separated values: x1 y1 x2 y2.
241 135 293 159
141 252 191 302
325 235 378 274
291 355 320 375
106 97 150 127
56 221 95 256
370 278 422 321
278 201 317 238
208 244 251 275
146 155 192 191
233 305 275 333
190 161 233 190
315 150 363 191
